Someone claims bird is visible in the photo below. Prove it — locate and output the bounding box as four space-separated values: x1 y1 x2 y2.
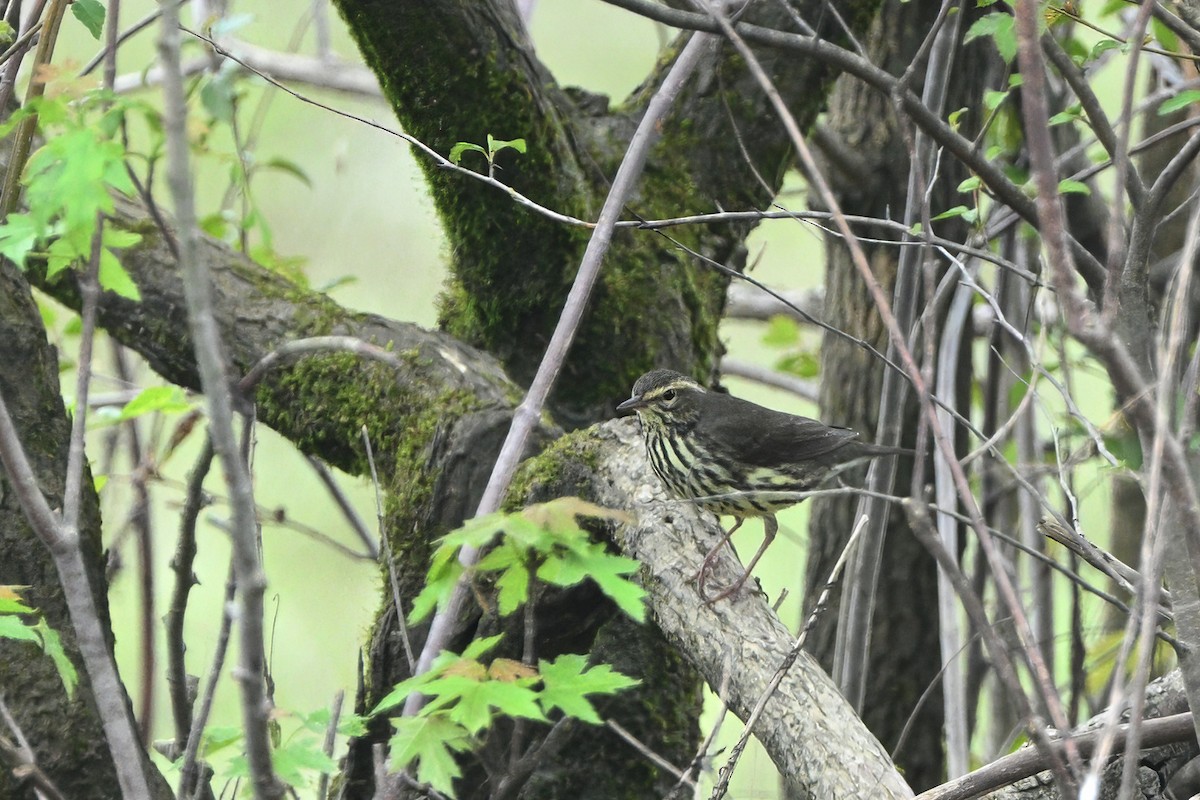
617 368 907 602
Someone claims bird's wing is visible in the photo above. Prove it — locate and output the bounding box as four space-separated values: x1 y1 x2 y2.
702 394 861 468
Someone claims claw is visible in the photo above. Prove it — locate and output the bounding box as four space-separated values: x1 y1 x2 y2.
694 516 777 604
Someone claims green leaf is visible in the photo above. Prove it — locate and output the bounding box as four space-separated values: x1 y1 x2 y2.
1090 38 1122 61
210 12 255 38
946 107 968 131
201 725 244 757
494 559 531 616
1158 90 1200 117
102 226 142 251
70 0 105 39
486 135 527 157
98 249 141 300
964 12 1016 63
389 715 472 796
957 176 982 193
199 212 232 240
115 386 192 423
537 544 645 622
983 89 1009 112
371 669 440 717
1057 179 1091 195
1103 430 1142 469
26 128 123 234
422 674 544 733
1048 104 1083 127
449 141 487 165
34 619 77 699
461 633 505 662
931 205 972 222
200 73 237 124
0 615 39 643
0 213 41 267
0 586 34 615
762 314 800 347
537 655 640 724
775 350 820 379
263 156 312 188
338 713 369 737
45 236 78 279
271 740 337 786
1152 18 1179 53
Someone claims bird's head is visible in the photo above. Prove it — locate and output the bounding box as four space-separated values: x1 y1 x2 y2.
617 369 705 429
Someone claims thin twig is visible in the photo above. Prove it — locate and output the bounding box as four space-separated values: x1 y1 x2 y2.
158 3 283 796
177 561 237 800
606 719 689 782
305 455 378 559
0 694 68 800
166 437 215 754
362 426 415 675
315 690 344 800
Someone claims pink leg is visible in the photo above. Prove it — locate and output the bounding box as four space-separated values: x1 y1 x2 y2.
704 516 777 604
694 518 744 600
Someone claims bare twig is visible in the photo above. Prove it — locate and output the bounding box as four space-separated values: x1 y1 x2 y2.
166 437 216 754
177 561 237 800
606 719 690 783
719 360 817 403
362 426 415 675
305 455 378 559
315 690 344 800
158 4 282 796
0 695 68 800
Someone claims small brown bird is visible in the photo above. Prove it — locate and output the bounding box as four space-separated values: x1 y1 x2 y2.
618 369 906 601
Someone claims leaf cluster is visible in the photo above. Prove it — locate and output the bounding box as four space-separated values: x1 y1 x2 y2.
0 92 159 300
372 636 639 796
375 498 645 796
190 707 368 792
410 497 644 623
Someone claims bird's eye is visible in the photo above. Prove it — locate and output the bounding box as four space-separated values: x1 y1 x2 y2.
662 388 677 403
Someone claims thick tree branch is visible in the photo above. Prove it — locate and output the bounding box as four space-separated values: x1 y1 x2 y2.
562 419 915 799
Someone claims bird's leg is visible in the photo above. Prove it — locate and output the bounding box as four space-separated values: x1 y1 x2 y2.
704 515 777 604
694 517 743 600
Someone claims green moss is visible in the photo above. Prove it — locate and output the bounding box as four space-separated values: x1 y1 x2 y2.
505 427 602 511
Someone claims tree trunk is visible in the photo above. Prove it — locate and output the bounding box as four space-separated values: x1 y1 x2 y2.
0 262 170 800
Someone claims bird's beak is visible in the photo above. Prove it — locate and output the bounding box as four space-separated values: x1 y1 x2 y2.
616 396 645 413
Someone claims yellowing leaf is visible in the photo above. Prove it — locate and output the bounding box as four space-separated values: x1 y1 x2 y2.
488 658 537 682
